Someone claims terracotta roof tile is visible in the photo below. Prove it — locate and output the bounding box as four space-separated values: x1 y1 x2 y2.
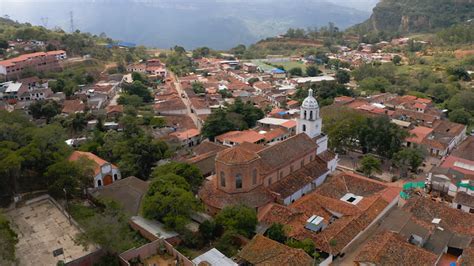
237 235 313 266
355 231 438 266
216 146 260 164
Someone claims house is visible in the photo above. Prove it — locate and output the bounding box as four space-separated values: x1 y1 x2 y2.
62 99 86 115
243 62 258 73
69 151 121 188
199 90 338 214
189 97 211 116
371 196 474 265
236 235 313 266
0 50 66 79
126 63 146 73
270 68 286 79
406 120 467 157
259 172 401 264
170 128 201 147
89 176 149 215
192 248 237 266
215 130 266 147
154 96 187 115
426 136 474 213
106 104 124 119
253 81 273 94
292 76 335 85
355 231 438 266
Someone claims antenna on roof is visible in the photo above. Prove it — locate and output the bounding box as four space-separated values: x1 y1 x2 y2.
69 11 75 33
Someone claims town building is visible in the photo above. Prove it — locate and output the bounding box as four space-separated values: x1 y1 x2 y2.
259 172 401 264
0 50 66 79
199 90 338 214
69 151 122 188
236 234 313 266
426 136 474 213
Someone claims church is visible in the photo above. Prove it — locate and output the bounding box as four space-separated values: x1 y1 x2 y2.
199 89 338 215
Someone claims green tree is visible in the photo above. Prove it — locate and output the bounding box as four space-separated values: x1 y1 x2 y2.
265 223 287 243
359 154 382 177
0 212 18 263
305 65 320 77
28 100 62 122
202 109 236 141
141 173 200 231
122 81 152 103
117 94 144 107
286 238 316 257
152 162 204 193
449 109 472 125
289 67 303 77
447 66 471 81
199 220 218 243
192 82 206 94
215 230 240 257
393 148 425 176
392 55 402 65
358 77 391 93
335 69 350 84
215 205 257 238
131 72 145 83
74 200 146 254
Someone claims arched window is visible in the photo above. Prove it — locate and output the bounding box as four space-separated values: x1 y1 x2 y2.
310 111 313 120
304 110 307 119
302 124 306 132
97 180 102 187
235 174 242 189
113 174 118 181
220 172 226 187
252 169 257 185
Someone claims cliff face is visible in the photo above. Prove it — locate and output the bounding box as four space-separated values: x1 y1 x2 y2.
358 0 474 33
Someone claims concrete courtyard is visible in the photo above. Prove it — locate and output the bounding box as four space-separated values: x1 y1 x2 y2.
6 197 97 266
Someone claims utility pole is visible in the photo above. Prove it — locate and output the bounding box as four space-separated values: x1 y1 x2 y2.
69 11 74 33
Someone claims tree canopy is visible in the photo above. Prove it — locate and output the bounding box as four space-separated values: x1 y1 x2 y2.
215 205 258 238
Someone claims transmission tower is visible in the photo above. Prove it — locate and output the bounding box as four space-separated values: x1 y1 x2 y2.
69 11 75 32
40 17 48 28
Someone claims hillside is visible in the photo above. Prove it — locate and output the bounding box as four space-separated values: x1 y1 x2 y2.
355 0 474 33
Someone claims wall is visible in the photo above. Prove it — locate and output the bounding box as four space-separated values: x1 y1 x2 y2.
119 239 193 266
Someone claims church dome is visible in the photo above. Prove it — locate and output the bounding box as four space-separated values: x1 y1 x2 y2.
302 89 319 109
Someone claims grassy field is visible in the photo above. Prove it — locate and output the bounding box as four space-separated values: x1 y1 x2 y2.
276 61 307 71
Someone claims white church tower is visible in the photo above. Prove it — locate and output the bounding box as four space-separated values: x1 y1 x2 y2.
297 89 329 155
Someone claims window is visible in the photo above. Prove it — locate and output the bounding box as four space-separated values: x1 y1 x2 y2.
235 174 242 189
252 169 257 185
268 177 272 185
220 172 226 187
97 180 102 187
113 174 118 181
302 124 306 132
310 111 313 120
304 110 307 119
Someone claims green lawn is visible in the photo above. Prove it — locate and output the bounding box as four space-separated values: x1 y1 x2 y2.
274 61 307 71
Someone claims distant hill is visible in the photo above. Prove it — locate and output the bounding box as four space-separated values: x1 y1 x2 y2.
354 0 474 33
1 0 370 49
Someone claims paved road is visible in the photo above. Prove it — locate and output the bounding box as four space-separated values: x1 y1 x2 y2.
169 72 202 130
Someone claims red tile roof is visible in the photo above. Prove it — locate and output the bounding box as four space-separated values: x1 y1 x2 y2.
62 99 85 114
355 231 438 266
216 145 260 164
215 130 265 145
406 126 433 144
69 151 117 176
237 235 313 266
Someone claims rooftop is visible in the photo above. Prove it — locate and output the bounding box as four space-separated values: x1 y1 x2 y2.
7 197 97 265
237 235 313 266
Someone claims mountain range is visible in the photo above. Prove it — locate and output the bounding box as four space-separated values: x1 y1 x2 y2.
1 0 373 49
